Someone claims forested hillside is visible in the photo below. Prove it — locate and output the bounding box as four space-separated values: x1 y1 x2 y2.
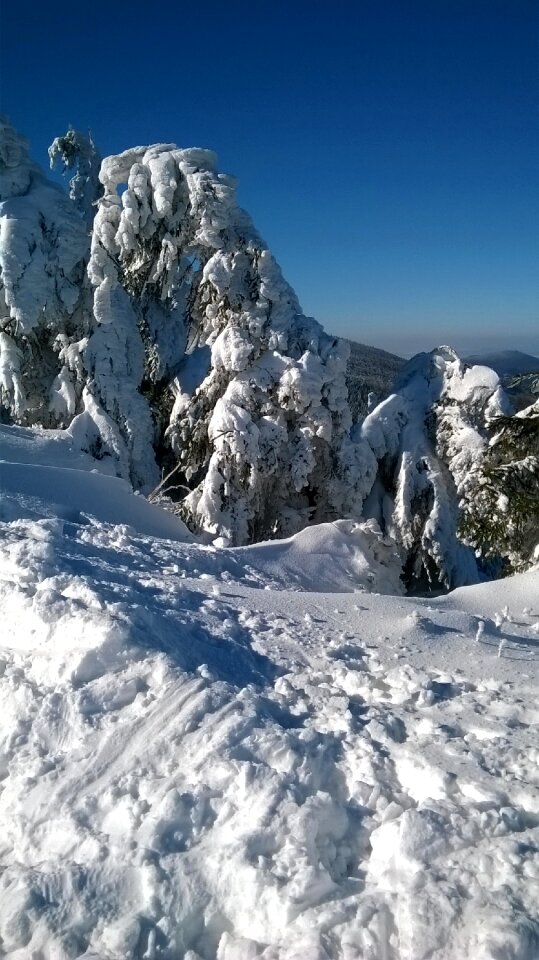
345 339 405 421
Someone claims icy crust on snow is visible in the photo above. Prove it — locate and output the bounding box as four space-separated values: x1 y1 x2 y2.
1 427 539 960
359 347 510 589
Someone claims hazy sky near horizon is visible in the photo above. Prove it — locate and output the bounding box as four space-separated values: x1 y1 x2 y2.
2 0 538 357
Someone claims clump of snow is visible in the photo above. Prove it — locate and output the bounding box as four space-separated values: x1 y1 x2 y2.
236 518 404 595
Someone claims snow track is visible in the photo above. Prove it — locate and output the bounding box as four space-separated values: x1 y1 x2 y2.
1 431 539 959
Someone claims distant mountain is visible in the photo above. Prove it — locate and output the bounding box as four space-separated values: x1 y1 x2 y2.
464 350 539 411
345 345 539 422
344 340 405 421
503 371 539 411
464 350 539 377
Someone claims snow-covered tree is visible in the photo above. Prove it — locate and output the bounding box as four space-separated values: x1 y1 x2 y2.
49 127 102 227
460 399 539 572
0 117 89 424
4 118 533 577
359 347 510 590
87 142 375 536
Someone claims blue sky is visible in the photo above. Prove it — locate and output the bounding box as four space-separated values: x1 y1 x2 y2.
2 0 538 357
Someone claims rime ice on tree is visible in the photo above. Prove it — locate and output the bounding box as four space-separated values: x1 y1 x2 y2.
49 127 102 228
461 398 539 571
0 118 89 423
359 347 510 589
8 120 531 571
87 142 375 538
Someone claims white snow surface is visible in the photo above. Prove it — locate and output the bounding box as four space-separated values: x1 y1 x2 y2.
1 425 539 960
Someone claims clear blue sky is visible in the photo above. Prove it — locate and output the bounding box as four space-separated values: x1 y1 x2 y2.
2 0 538 357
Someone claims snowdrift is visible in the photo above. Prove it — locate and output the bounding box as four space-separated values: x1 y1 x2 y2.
230 520 404 595
1 424 539 960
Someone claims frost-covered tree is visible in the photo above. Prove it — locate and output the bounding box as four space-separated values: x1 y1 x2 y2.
460 399 539 572
359 347 510 590
0 117 89 424
87 142 375 537
49 127 102 228
0 125 374 523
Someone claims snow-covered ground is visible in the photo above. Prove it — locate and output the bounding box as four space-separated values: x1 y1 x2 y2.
1 426 538 960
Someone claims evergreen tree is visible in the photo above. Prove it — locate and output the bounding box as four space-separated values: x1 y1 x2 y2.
49 127 102 228
10 120 531 576
460 399 539 572
0 117 89 424
87 142 374 535
360 347 510 590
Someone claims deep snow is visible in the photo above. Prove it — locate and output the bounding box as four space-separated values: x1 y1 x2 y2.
1 426 538 960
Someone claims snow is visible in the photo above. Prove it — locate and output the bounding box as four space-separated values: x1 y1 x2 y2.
0 123 88 336
86 138 370 541
0 424 191 539
358 347 512 589
1 423 539 960
48 128 101 228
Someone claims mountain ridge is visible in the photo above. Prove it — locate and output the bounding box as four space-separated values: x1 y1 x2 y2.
464 349 539 377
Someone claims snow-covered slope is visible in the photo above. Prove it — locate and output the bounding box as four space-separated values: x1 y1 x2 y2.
1 425 539 960
0 424 192 540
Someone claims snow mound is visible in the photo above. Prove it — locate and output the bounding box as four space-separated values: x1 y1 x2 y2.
0 424 192 540
235 519 404 594
1 424 539 960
